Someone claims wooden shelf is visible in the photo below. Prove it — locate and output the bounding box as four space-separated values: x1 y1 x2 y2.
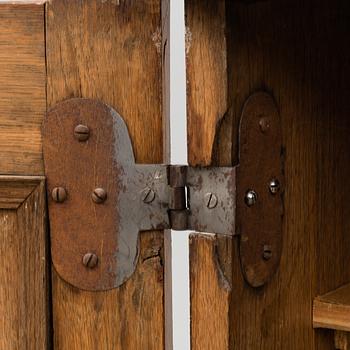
314 283 350 332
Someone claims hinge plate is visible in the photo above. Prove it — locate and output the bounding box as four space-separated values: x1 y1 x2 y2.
43 93 283 291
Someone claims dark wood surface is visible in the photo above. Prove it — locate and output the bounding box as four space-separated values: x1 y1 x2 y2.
186 0 350 349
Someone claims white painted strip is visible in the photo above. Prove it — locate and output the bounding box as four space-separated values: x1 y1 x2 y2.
169 1 190 350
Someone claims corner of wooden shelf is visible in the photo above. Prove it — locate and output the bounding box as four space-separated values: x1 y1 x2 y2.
313 283 350 332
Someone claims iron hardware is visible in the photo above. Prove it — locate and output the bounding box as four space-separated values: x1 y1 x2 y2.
43 93 284 291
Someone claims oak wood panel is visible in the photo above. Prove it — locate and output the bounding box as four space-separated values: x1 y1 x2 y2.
186 1 233 349
46 1 164 348
0 5 45 175
187 0 350 349
190 234 230 350
314 283 350 332
0 179 49 349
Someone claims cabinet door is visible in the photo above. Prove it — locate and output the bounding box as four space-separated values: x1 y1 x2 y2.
0 2 165 349
186 1 350 349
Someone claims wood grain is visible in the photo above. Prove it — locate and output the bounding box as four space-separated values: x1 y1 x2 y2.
314 283 350 332
186 0 350 349
46 0 164 348
186 1 233 349
0 5 45 175
0 179 49 349
190 234 230 350
335 331 350 350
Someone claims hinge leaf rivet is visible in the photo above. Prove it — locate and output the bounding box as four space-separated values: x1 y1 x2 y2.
205 192 218 209
74 124 90 141
82 253 98 269
263 245 273 260
52 187 67 203
269 179 280 194
141 187 156 204
259 117 271 133
92 188 107 204
245 190 258 207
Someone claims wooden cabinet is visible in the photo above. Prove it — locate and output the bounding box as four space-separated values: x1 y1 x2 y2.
1 1 350 349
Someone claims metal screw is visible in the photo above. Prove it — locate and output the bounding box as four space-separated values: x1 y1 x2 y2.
263 245 273 260
259 117 271 133
269 179 280 195
82 253 98 269
52 187 67 203
92 188 107 204
245 190 258 207
141 187 156 204
205 193 218 209
74 124 90 141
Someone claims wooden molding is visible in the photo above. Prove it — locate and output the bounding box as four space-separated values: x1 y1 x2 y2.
0 175 45 209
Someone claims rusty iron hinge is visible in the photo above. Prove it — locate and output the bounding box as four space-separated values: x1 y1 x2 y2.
43 92 284 291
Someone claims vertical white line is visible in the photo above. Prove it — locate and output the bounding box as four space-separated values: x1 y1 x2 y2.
169 1 190 350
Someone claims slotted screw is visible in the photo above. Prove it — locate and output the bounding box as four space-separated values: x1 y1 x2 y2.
245 190 258 207
205 193 218 209
82 253 98 269
52 187 67 203
74 124 90 141
141 187 156 204
92 188 107 204
263 245 273 261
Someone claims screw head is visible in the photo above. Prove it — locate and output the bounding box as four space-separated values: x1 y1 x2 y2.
259 117 271 133
205 193 218 209
245 190 258 207
52 187 67 203
82 253 98 269
269 179 280 195
263 245 273 260
141 187 156 204
74 124 90 141
92 188 107 204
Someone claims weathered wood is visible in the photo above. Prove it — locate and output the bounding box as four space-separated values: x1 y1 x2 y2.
0 178 49 349
314 283 350 332
46 0 164 348
187 0 350 349
0 4 49 349
186 1 233 349
190 234 230 350
0 5 45 175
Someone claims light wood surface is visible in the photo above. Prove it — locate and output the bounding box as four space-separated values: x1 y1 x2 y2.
186 0 350 349
0 5 45 175
0 179 49 349
46 0 164 348
0 4 49 349
314 283 350 332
